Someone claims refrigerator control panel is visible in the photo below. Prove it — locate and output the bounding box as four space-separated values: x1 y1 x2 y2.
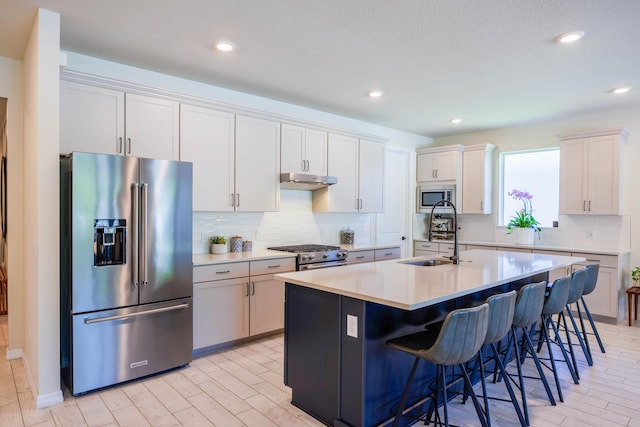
94 219 126 266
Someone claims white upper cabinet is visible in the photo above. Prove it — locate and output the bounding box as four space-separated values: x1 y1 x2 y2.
358 139 385 213
461 144 495 214
559 128 627 215
60 81 179 160
281 124 328 176
179 104 235 211
61 81 124 156
313 134 384 213
416 146 463 182
125 93 179 160
235 115 281 212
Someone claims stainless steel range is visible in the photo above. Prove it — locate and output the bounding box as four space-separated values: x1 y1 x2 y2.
268 244 348 270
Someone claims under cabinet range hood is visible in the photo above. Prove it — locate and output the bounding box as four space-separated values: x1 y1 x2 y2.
279 172 337 190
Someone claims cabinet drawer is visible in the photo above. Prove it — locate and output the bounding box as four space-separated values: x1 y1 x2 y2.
348 250 375 264
571 252 617 268
414 241 438 251
250 258 296 275
375 247 401 261
193 262 250 283
414 249 437 257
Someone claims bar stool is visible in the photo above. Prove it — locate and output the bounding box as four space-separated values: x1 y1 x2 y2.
536 275 579 404
557 268 593 376
575 264 605 353
467 290 526 427
386 303 490 427
501 281 555 426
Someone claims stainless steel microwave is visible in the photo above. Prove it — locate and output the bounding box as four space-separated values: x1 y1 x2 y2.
417 185 455 213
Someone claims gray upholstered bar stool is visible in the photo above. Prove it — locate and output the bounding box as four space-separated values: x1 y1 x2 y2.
386 303 490 427
503 281 556 426
575 264 605 356
557 268 593 377
536 275 579 403
470 290 527 427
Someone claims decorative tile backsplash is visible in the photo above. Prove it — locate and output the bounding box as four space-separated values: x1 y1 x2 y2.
193 190 373 254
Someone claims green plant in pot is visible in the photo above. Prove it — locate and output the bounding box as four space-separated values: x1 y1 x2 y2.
632 266 640 285
210 235 227 254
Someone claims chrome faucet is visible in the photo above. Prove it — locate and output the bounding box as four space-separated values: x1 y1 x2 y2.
428 199 459 265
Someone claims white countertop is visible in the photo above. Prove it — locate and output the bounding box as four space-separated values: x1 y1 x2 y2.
193 250 296 266
275 249 584 310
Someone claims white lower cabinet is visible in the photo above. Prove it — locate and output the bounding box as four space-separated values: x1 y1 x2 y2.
193 258 294 351
193 276 250 349
571 253 624 320
347 247 401 264
413 241 466 257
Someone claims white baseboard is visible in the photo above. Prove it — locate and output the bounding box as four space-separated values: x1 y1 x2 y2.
5 348 22 360
36 389 64 408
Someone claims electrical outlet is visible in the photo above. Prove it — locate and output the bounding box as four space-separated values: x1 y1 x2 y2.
347 314 358 338
587 230 595 239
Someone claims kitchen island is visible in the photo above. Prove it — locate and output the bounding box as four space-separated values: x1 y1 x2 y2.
275 249 583 427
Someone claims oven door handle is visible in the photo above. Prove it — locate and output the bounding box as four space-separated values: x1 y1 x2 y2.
299 261 348 271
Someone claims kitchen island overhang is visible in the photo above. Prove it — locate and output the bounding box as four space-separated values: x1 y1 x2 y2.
275 250 585 427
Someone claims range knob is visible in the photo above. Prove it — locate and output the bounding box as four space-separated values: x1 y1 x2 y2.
323 254 329 259
301 255 309 261
307 254 316 261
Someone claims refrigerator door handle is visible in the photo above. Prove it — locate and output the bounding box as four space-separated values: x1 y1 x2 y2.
140 182 149 285
83 303 190 324
132 183 140 286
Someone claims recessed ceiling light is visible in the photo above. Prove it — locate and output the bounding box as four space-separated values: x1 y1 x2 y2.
556 31 585 43
215 41 236 52
368 90 384 98
612 86 632 94
450 118 462 124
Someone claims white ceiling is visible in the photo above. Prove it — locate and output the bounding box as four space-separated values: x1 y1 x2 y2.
1 0 639 138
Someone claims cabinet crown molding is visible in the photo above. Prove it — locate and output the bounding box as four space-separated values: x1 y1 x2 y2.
416 144 464 154
557 127 629 141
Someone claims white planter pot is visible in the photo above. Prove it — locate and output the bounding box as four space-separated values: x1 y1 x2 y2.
211 243 227 254
512 228 534 245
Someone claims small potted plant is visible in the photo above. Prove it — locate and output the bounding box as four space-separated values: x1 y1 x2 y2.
632 267 640 285
210 235 227 254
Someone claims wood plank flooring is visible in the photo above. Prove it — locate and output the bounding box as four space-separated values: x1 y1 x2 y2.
1 314 640 426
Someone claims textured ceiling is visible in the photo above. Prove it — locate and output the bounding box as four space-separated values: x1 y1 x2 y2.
1 0 639 137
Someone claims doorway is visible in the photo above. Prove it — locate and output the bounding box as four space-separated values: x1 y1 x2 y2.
1 97 7 315
376 147 413 257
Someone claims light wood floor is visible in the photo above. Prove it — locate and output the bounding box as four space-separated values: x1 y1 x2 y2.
1 314 640 426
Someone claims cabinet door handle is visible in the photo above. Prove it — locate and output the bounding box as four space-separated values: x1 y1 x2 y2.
588 200 591 211
118 137 123 154
127 138 132 154
215 270 230 274
480 201 484 211
246 282 250 297
355 256 365 259
583 200 587 211
236 193 240 207
384 252 393 256
230 193 235 207
251 281 256 295
268 264 281 269
301 159 306 171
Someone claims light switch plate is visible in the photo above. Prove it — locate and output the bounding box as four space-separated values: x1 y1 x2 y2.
347 314 358 338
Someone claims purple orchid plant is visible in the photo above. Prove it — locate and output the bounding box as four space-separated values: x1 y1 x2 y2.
506 189 541 237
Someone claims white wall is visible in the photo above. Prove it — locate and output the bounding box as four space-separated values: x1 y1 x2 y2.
22 8 62 407
0 56 25 358
428 108 638 266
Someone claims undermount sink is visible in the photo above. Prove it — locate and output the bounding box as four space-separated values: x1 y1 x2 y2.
401 258 453 267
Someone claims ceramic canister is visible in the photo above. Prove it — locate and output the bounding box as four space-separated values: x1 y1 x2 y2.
230 236 243 252
242 241 252 252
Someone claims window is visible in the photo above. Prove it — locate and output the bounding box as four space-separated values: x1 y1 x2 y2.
501 149 560 228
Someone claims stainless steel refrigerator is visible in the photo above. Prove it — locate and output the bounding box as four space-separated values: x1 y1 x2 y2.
60 152 193 395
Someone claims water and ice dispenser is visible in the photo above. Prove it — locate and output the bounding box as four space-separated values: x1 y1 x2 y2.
94 219 126 266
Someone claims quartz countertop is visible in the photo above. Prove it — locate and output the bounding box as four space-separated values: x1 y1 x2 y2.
275 249 584 310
